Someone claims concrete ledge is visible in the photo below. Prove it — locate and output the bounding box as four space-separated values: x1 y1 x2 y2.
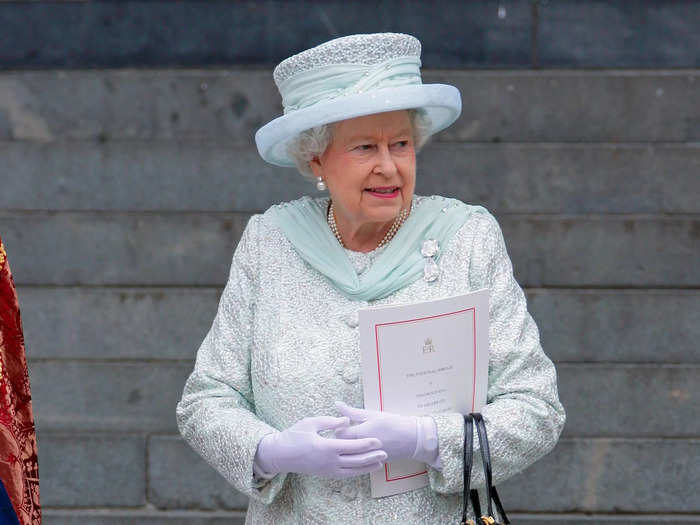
1 70 698 142
436 72 700 142
43 509 245 525
0 210 248 286
498 214 700 287
537 1 700 68
144 435 700 513
511 515 700 524
38 433 145 507
0 1 532 69
3 212 699 287
499 438 700 513
2 141 699 213
18 287 700 363
39 509 700 525
20 286 219 360
529 289 700 363
36 434 700 512
28 362 699 437
558 364 699 437
419 143 700 215
31 362 191 433
148 435 248 510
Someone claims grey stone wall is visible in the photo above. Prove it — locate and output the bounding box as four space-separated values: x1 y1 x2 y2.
2 67 697 524
1 1 699 523
1 1 700 68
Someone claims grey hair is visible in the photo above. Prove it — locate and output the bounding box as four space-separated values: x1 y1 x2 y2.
286 109 433 180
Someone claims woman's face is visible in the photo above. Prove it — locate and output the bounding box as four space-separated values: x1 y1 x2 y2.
310 110 416 232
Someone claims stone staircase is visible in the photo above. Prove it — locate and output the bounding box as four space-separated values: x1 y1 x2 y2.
0 1 698 523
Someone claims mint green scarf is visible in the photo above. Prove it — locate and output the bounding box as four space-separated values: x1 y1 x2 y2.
269 195 475 302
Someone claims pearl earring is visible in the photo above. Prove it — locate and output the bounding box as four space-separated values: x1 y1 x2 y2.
316 177 327 191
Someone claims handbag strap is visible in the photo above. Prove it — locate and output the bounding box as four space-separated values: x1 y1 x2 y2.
461 414 474 524
472 413 510 525
471 413 494 519
469 489 482 521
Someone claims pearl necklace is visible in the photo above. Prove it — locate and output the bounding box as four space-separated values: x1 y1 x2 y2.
327 202 410 250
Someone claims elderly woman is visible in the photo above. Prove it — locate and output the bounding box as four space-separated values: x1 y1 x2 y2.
177 33 564 524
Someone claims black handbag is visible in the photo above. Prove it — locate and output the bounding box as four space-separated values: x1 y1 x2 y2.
461 413 510 525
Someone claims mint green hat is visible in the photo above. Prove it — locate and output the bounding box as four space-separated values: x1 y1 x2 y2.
255 33 462 167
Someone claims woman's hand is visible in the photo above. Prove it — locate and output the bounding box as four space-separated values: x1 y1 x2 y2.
254 415 387 479
334 401 440 466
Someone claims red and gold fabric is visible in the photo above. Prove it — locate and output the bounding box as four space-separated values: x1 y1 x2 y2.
0 237 41 525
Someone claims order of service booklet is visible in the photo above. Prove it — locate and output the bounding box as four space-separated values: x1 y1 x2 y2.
358 289 490 498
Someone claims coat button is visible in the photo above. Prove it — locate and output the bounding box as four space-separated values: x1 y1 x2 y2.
341 366 359 384
343 312 359 328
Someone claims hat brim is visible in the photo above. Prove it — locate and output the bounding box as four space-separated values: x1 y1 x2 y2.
255 83 461 167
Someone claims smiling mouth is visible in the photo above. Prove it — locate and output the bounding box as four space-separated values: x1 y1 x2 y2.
365 187 399 194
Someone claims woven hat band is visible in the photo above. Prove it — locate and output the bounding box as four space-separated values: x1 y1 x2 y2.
280 56 422 115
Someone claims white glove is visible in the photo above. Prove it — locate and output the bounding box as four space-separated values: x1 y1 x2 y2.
254 415 388 479
334 401 440 467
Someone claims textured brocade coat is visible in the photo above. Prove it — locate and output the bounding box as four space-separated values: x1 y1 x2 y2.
176 196 565 524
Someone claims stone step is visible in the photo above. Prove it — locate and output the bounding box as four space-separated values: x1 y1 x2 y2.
557 364 698 438
2 141 699 213
39 433 145 508
31 361 191 434
43 510 246 525
536 0 700 68
1 70 698 142
40 509 700 525
1 1 698 68
151 435 700 513
18 287 700 363
29 361 699 438
41 433 700 512
499 438 700 513
20 286 220 360
527 289 700 363
147 435 248 510
152 436 694 514
2 212 698 286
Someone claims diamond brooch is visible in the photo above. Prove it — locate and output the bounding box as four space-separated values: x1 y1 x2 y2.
421 239 440 282
421 239 439 258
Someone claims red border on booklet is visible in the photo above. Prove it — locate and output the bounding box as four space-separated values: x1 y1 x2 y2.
374 307 478 482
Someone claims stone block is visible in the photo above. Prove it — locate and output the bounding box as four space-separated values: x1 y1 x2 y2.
16 287 700 363
3 141 700 213
0 141 305 211
0 210 249 286
27 360 697 438
3 212 699 287
499 214 700 288
148 435 248 510
418 143 700 214
537 1 700 67
558 364 699 437
38 512 700 525
30 361 191 433
43 510 245 525
19 286 220 360
527 289 700 363
512 515 700 525
498 438 700 512
38 433 145 507
0 70 279 143
2 70 699 142
429 71 700 142
0 1 531 69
